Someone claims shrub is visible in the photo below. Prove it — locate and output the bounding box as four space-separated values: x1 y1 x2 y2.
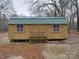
29 36 48 43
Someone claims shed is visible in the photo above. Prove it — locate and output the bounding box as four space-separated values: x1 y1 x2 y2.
8 17 68 41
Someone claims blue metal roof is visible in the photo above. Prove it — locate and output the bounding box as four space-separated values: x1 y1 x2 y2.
8 17 68 24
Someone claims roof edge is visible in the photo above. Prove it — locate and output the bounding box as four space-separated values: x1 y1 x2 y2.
10 17 65 19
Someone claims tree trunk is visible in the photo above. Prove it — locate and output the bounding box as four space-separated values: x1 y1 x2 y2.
77 17 79 31
75 0 79 31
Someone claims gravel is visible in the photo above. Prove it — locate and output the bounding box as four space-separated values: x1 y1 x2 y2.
42 44 79 59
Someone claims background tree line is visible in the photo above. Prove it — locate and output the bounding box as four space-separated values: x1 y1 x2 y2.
27 0 79 31
0 0 17 32
0 0 79 32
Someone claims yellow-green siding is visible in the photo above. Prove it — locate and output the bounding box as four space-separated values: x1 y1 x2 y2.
8 24 68 40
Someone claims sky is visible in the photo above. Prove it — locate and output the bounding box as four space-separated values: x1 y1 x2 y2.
12 0 30 16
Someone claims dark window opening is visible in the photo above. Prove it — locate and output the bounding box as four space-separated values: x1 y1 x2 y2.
16 24 24 32
53 24 60 32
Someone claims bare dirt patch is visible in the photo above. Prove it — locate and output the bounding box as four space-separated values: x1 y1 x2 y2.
0 32 79 59
0 44 44 59
42 44 79 59
0 32 8 39
0 32 9 44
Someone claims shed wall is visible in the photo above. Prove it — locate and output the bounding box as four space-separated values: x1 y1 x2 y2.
8 24 68 39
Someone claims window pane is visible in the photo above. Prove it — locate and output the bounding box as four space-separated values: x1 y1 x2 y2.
16 24 23 32
53 24 59 31
17 24 23 28
17 28 23 32
20 28 23 31
20 25 23 28
17 25 20 28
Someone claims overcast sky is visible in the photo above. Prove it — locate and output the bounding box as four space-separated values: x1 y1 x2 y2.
12 0 30 16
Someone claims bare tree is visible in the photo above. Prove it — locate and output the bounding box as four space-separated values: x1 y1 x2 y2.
68 0 79 31
75 0 79 31
28 0 71 17
0 0 16 19
25 0 79 31
0 0 16 32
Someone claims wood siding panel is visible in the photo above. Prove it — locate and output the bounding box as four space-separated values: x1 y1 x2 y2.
8 24 68 39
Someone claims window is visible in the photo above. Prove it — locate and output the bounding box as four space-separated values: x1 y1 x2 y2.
53 24 60 32
16 24 24 32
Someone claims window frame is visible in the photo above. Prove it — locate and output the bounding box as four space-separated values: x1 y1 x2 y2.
15 24 24 32
52 24 60 32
